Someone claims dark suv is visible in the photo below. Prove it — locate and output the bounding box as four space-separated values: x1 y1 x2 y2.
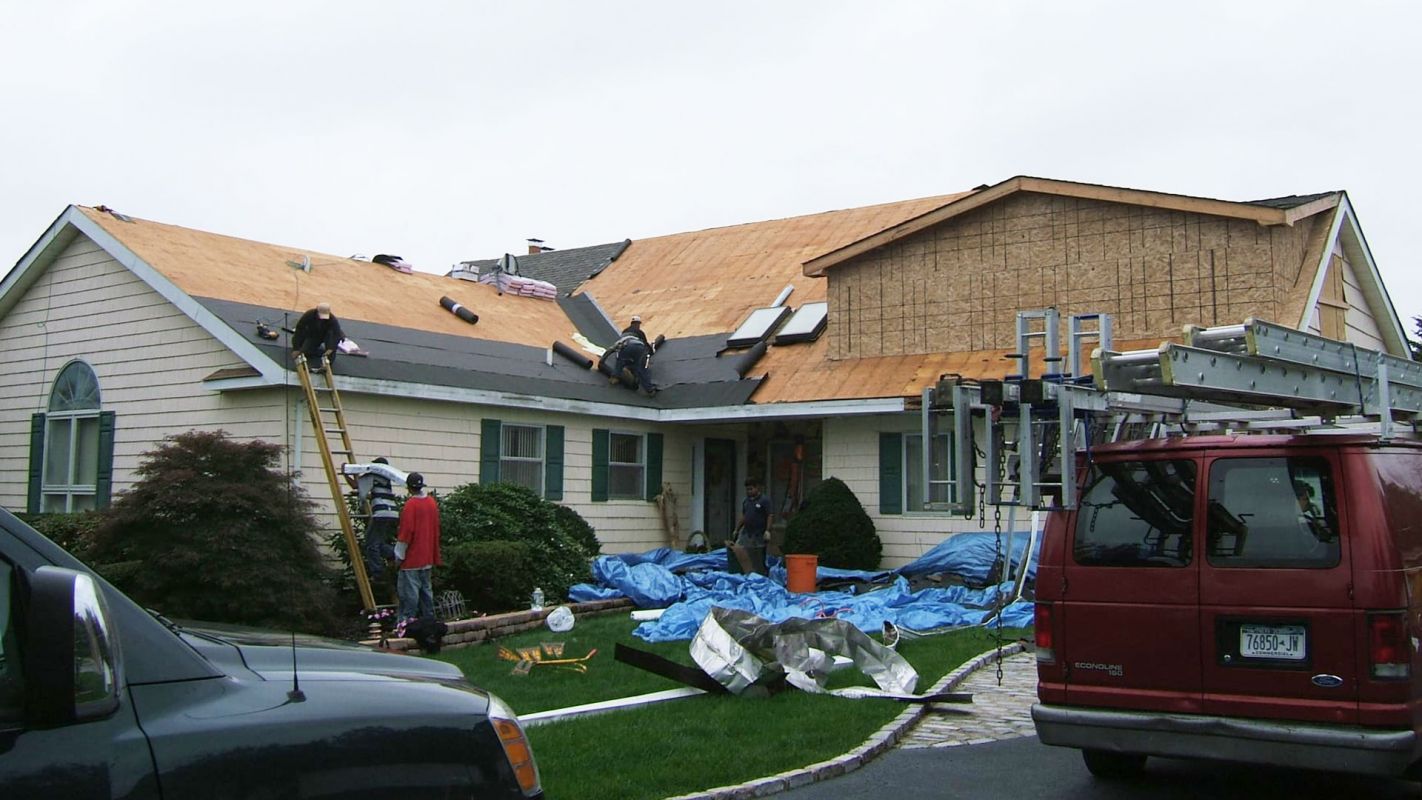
0 507 543 798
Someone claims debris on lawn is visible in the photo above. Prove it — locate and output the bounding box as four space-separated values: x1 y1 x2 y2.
614 608 974 704
498 643 599 675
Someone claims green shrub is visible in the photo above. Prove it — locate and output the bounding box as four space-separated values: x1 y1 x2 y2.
16 511 104 562
442 539 536 614
439 482 592 607
782 477 882 570
84 430 339 633
552 503 600 557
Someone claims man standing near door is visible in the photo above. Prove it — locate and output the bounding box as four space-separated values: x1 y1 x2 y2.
735 478 773 574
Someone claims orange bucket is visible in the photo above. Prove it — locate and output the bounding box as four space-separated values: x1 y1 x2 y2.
786 554 818 593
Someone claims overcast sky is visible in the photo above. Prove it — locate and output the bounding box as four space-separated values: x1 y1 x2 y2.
3 1 1419 327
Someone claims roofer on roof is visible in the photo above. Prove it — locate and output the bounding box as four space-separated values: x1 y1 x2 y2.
608 315 658 395
292 301 344 372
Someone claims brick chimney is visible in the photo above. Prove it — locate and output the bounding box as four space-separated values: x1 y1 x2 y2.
527 237 546 255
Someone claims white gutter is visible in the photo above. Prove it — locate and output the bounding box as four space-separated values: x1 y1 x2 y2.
520 687 706 727
207 368 908 423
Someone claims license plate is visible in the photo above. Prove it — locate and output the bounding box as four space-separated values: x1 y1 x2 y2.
1240 625 1306 660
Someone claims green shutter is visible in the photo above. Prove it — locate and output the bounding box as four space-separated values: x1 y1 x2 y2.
879 432 903 515
480 418 502 484
544 425 564 501
644 433 664 502
591 428 609 502
27 413 45 514
96 411 116 508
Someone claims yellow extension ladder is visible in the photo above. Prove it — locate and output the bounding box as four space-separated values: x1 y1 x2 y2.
294 354 376 611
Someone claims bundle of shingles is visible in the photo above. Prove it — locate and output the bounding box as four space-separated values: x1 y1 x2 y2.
477 270 558 299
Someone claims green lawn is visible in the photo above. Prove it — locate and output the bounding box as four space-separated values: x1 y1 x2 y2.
435 613 1030 800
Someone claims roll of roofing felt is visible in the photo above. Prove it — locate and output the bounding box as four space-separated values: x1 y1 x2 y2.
732 340 768 378
440 296 478 324
653 334 666 352
552 340 594 370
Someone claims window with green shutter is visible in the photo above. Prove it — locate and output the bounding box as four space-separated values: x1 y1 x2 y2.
481 418 564 500
29 361 115 513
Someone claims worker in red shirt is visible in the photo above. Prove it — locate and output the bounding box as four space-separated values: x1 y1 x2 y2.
395 472 442 623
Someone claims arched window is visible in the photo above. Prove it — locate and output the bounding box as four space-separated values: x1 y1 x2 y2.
29 361 115 513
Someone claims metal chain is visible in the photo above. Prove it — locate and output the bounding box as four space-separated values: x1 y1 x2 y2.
993 502 1005 686
977 483 987 528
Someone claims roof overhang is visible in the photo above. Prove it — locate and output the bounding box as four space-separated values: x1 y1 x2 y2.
1296 193 1408 356
205 369 907 423
1 206 291 384
803 176 1341 277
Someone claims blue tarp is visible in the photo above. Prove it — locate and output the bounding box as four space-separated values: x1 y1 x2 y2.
566 531 1039 642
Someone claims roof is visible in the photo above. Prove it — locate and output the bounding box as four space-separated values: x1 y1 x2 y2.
460 240 631 295
77 206 576 349
1249 192 1341 210
577 193 970 337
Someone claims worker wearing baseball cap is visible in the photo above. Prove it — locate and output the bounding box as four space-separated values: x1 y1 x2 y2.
292 301 344 372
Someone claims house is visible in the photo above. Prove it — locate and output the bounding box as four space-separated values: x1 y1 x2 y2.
0 177 1406 566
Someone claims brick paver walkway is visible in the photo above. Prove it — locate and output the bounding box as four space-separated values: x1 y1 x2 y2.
898 651 1038 748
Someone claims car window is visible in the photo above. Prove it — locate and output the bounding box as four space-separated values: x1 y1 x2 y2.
1073 460 1196 567
0 561 22 723
1206 456 1339 568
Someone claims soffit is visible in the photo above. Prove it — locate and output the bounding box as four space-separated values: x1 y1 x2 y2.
78 207 579 348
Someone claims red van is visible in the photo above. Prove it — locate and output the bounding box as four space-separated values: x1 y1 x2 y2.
1032 433 1422 779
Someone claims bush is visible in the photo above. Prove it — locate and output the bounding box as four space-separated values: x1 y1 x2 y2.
16 511 104 562
442 539 536 614
782 477 882 570
84 430 339 633
439 482 593 607
552 503 600 557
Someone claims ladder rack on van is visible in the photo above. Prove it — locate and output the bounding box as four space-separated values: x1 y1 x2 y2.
920 311 1421 516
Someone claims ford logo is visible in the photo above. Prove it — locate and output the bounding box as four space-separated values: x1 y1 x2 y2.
1311 674 1344 688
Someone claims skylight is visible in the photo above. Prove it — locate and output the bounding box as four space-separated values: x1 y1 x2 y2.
727 306 792 348
773 301 828 344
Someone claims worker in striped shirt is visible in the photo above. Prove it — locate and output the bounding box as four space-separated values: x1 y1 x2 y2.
357 456 401 579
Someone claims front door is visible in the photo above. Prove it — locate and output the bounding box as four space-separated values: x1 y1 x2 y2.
704 439 737 545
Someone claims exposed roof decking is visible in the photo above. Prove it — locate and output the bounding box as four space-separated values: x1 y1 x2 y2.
79 207 579 349
577 193 969 337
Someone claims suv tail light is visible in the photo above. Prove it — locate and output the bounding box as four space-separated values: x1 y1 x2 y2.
1368 611 1410 680
1035 603 1055 664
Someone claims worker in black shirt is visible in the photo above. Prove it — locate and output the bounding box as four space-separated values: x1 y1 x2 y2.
292 301 344 372
609 315 658 395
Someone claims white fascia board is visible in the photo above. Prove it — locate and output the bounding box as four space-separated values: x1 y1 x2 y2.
1337 196 1408 355
65 210 289 384
306 373 665 421
209 369 906 423
1297 201 1348 331
659 397 906 422
0 207 80 318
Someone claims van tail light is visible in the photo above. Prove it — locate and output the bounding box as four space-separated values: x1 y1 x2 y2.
1034 603 1055 665
1368 612 1411 680
488 696 542 797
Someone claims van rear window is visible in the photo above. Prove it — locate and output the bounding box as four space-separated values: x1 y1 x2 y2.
1206 457 1339 569
1073 460 1196 567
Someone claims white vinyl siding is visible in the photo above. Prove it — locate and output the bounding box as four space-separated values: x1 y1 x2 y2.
0 235 279 509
